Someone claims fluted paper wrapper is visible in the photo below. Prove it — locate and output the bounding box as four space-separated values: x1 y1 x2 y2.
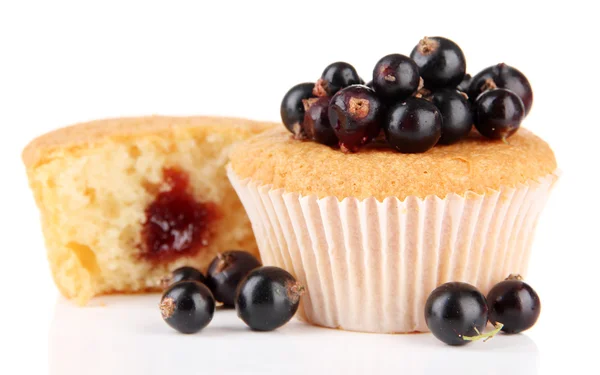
228 166 558 333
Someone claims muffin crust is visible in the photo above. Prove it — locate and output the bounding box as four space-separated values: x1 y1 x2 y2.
229 127 556 201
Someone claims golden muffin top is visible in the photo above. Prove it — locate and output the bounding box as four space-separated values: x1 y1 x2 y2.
22 116 276 168
229 127 556 201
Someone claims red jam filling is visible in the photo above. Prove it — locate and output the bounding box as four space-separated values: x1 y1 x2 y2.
141 168 218 263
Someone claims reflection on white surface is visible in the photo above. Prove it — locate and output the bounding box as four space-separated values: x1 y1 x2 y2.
49 295 539 375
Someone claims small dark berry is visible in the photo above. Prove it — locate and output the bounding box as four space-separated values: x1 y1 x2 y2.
365 80 374 89
303 97 338 146
160 281 215 334
410 36 467 89
328 85 382 152
457 73 471 93
280 83 315 138
383 98 442 153
425 282 488 346
487 275 541 334
474 88 524 140
428 89 472 144
314 62 361 96
161 266 206 289
206 250 261 307
235 266 305 331
372 54 420 101
468 63 533 116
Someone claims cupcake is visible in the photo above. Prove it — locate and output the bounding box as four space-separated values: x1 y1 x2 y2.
227 38 558 333
23 116 275 304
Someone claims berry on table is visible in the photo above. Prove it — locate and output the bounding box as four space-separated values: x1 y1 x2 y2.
161 266 206 289
280 83 315 138
328 85 382 152
235 266 305 331
303 97 338 146
314 62 361 97
206 250 261 307
410 36 466 89
424 282 489 346
372 54 420 101
428 89 472 145
487 274 541 334
160 281 215 334
474 88 525 140
468 63 533 116
383 98 442 153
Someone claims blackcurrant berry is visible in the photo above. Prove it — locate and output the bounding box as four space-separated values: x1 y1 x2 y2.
410 36 466 89
383 98 442 153
457 73 471 93
206 250 261 307
235 266 305 331
314 62 361 97
328 85 382 152
161 266 206 289
468 63 533 116
474 88 524 140
160 281 215 334
303 97 338 146
487 275 541 334
280 82 315 138
424 282 489 346
365 80 374 89
372 54 420 101
428 89 472 145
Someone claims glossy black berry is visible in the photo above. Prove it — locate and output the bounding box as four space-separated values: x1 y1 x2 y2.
425 282 488 346
365 80 374 89
468 63 533 116
314 62 361 97
457 73 471 93
474 88 524 140
383 98 441 153
303 97 338 146
429 89 472 145
487 276 541 334
328 85 382 152
372 54 420 101
160 281 215 334
280 83 315 138
235 266 304 331
206 250 261 307
161 266 206 289
410 36 466 89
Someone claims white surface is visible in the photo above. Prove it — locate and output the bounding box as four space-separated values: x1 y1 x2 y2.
1 0 598 374
52 294 542 375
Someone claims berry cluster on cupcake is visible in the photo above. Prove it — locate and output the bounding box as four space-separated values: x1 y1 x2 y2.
281 36 532 153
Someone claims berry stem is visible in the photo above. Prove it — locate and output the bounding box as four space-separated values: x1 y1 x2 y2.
506 274 524 281
462 322 504 342
418 37 438 55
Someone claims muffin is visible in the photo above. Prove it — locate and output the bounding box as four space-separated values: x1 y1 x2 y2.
22 116 275 304
227 128 557 333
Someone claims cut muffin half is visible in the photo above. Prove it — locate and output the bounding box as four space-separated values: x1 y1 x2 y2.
23 116 275 304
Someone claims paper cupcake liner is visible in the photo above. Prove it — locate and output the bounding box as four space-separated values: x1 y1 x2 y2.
228 166 558 333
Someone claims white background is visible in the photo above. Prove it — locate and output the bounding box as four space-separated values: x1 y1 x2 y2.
1 1 598 374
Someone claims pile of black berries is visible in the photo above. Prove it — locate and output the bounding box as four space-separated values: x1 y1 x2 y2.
159 251 304 333
281 36 533 153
